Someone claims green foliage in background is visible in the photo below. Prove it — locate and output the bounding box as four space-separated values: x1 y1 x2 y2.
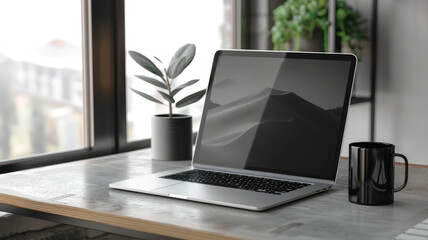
271 0 368 59
335 1 368 57
271 0 329 51
129 44 206 118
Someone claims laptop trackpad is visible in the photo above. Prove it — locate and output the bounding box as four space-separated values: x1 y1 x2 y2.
110 176 181 192
154 182 278 207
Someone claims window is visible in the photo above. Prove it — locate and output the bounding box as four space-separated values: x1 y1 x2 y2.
124 0 238 142
0 0 119 172
0 0 85 161
0 0 240 171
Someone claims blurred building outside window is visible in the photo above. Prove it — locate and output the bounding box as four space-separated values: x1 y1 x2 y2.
0 0 84 161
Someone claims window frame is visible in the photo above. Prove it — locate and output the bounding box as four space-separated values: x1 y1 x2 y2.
115 0 150 152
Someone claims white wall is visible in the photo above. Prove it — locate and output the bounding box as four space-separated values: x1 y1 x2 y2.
376 0 428 165
341 103 370 157
343 0 428 165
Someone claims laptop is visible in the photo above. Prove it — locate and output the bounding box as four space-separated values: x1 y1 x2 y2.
110 50 357 211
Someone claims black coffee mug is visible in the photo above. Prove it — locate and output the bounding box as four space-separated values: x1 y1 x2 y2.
349 142 408 205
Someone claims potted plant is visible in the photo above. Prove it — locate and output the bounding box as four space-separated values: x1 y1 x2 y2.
129 43 206 160
271 0 368 60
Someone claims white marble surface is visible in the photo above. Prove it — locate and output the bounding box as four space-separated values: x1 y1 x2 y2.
0 149 427 240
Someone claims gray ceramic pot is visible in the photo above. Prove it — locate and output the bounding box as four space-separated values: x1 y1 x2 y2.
151 114 192 161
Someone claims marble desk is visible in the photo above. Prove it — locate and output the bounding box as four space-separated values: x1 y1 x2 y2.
0 149 427 240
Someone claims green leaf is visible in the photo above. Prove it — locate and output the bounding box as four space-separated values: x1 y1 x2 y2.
158 91 175 103
336 9 347 21
131 88 164 105
153 56 163 64
167 57 187 79
176 89 206 108
167 43 196 79
171 79 199 96
135 75 168 90
128 51 164 78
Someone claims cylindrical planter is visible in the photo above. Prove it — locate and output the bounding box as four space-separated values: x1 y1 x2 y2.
151 114 192 161
286 28 325 52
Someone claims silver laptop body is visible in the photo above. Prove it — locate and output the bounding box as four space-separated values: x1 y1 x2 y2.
110 50 357 211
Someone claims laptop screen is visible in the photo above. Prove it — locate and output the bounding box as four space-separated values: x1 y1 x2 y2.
193 51 356 181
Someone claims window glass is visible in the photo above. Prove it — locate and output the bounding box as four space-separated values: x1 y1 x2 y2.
0 0 84 160
125 0 236 141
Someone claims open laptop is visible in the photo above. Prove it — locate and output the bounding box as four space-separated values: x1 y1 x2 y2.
110 50 357 211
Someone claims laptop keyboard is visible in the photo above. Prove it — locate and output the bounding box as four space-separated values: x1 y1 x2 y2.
161 169 311 195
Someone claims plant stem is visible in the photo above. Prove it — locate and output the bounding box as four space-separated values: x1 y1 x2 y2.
322 27 329 52
295 32 301 51
164 68 173 118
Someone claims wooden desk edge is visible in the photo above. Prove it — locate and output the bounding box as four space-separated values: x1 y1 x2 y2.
0 192 246 240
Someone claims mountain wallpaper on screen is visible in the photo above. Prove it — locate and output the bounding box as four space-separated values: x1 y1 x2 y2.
198 87 343 177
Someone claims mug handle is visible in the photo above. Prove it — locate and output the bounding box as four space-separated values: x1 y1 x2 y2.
392 153 409 192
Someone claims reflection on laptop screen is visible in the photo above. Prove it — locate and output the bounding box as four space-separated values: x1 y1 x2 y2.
194 51 354 180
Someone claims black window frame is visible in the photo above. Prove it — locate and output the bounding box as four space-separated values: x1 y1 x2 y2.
114 0 150 153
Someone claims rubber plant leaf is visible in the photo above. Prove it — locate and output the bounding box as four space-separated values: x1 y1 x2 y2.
135 75 168 90
131 88 164 105
153 56 163 64
171 79 199 97
158 91 175 103
167 43 196 79
176 89 206 108
167 57 187 79
129 50 164 78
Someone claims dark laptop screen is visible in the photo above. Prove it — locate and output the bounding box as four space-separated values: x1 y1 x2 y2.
193 51 356 180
